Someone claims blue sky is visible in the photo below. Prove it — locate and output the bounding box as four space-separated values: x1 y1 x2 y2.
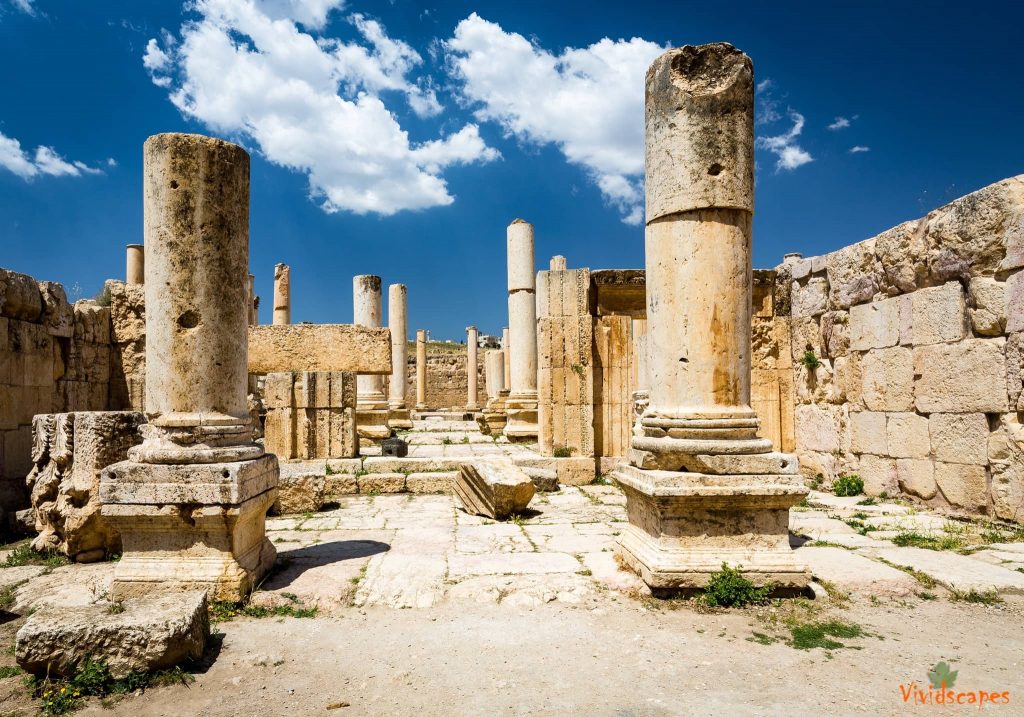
2 0 1022 341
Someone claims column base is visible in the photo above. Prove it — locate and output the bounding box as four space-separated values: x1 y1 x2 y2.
356 409 391 445
503 392 538 441
99 455 279 603
612 463 809 593
387 408 413 430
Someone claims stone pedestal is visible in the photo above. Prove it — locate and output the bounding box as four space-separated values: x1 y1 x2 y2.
388 284 413 429
614 45 807 592
354 275 390 444
126 244 144 285
100 133 278 602
503 220 539 441
414 329 427 411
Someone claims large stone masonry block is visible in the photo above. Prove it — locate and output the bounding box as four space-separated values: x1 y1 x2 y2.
849 296 900 350
850 411 887 455
859 454 898 497
27 411 145 562
100 455 278 602
930 413 989 466
885 412 930 459
862 346 914 412
1007 271 1024 334
910 281 967 345
875 219 928 295
248 324 391 374
913 339 1008 413
826 239 881 310
897 458 937 500
934 462 988 512
989 417 1024 522
455 460 535 520
968 277 1007 337
791 277 828 317
1006 334 1024 411
794 404 848 454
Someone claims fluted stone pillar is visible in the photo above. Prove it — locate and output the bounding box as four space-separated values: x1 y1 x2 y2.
549 255 567 271
466 326 480 411
101 132 278 602
415 329 427 411
126 244 144 285
353 275 390 444
273 263 290 325
503 220 539 440
614 44 807 594
388 284 413 428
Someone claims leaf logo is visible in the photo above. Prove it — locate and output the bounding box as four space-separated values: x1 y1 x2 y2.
928 661 958 689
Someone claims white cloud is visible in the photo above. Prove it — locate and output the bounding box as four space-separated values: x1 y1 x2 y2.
0 131 105 179
828 116 850 131
849 145 870 153
756 110 813 172
144 0 498 216
755 78 782 125
445 13 664 225
10 0 36 16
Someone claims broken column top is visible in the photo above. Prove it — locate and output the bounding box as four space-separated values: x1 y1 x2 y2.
645 42 754 221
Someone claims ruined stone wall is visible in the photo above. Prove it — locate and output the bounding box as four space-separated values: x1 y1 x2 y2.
107 280 145 412
750 270 796 454
263 371 357 459
1 269 112 511
778 175 1024 523
403 348 486 411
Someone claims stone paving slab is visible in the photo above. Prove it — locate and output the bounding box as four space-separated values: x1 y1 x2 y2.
874 547 1024 595
799 547 919 597
863 514 951 531
789 513 857 538
447 552 582 577
446 573 598 607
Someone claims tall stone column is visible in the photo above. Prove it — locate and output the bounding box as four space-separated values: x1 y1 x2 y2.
549 255 567 271
466 326 480 411
478 348 508 434
126 244 144 285
273 263 290 325
101 132 278 601
501 327 511 389
387 284 413 428
415 329 427 411
614 44 807 593
503 220 539 440
352 275 390 445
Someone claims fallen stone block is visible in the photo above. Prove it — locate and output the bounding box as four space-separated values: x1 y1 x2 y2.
16 591 209 679
455 460 535 520
519 466 559 492
272 462 327 515
381 437 408 457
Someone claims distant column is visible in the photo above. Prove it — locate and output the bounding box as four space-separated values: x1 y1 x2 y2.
353 275 387 409
388 284 408 410
550 255 567 271
273 263 290 325
485 349 505 399
501 327 511 389
504 219 539 439
126 244 144 285
466 326 480 411
247 273 257 325
415 329 428 411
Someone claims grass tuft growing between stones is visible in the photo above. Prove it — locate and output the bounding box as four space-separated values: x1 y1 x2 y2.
699 563 772 608
832 474 864 497
949 588 1002 605
26 658 195 715
788 620 863 650
3 544 70 570
891 530 965 552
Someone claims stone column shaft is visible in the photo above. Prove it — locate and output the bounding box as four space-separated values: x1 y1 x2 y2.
388 284 408 409
501 327 511 389
415 329 427 410
353 275 387 409
485 349 505 399
273 263 290 326
504 220 539 439
126 244 144 285
466 326 480 410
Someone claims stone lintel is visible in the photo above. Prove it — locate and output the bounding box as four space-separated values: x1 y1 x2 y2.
248 324 391 374
590 269 646 317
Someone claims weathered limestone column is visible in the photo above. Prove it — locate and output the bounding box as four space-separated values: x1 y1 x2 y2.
614 44 807 593
477 348 508 434
550 255 567 271
273 263 291 325
247 273 257 326
388 284 413 428
415 329 427 411
501 327 511 389
466 325 480 411
503 220 539 440
126 244 144 285
353 275 390 444
101 132 278 601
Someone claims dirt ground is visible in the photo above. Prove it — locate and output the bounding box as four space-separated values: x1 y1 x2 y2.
1 590 1021 716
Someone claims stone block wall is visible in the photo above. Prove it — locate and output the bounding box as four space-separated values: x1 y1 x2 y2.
263 371 358 459
778 175 1024 522
402 348 485 411
107 280 146 412
1 269 113 511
